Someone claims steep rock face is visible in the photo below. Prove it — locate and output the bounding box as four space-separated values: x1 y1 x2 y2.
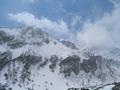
18 27 50 45
49 55 59 72
59 54 120 83
80 55 99 74
13 52 43 83
59 55 80 77
0 27 50 49
112 83 120 90
0 30 14 44
0 51 12 71
61 40 78 50
80 55 120 81
0 83 11 90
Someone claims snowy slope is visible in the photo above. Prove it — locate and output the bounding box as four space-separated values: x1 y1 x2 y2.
0 27 120 90
99 85 114 90
0 27 80 90
0 27 78 58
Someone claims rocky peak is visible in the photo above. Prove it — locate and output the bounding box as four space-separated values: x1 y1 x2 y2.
0 30 14 44
19 27 48 39
18 27 50 45
61 40 78 50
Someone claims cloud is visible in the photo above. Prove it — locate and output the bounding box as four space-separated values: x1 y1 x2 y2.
8 1 120 49
77 2 120 48
8 12 69 35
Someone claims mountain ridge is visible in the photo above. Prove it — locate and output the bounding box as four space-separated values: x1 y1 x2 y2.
0 27 120 90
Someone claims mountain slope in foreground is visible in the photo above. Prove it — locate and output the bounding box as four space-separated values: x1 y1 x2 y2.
0 27 120 90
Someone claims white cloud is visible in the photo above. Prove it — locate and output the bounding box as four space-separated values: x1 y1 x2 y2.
8 1 120 49
77 3 120 48
9 12 69 34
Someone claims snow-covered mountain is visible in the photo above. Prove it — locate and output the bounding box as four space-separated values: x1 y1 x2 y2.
0 27 120 90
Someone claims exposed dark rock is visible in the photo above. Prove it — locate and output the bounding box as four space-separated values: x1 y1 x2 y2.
59 53 120 82
0 30 14 44
61 40 78 50
4 73 8 80
112 83 120 90
8 39 26 49
0 83 11 90
80 55 101 74
49 55 59 71
81 88 89 90
39 58 48 68
0 51 12 71
19 27 49 46
59 55 80 77
80 54 120 80
68 88 89 90
44 38 50 44
13 53 42 82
